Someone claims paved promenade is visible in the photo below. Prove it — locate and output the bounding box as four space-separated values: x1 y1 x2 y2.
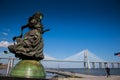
51 75 120 80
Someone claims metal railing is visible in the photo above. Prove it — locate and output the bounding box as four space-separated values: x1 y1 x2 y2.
0 57 120 75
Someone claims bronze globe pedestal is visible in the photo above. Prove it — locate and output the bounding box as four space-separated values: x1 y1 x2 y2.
10 60 46 78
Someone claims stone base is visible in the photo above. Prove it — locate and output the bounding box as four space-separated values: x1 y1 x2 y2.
10 60 46 78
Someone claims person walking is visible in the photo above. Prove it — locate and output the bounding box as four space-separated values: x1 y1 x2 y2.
105 67 110 77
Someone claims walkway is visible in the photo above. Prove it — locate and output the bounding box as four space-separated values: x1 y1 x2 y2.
46 69 95 78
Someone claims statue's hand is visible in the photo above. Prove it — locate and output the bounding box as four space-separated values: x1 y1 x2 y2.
46 29 50 31
13 34 22 41
42 29 50 34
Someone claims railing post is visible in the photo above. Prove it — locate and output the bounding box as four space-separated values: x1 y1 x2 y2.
6 58 11 75
10 58 14 68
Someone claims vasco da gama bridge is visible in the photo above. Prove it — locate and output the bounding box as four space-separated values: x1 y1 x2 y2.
42 50 120 69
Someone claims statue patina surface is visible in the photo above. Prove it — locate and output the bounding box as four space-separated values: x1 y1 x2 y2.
8 12 49 78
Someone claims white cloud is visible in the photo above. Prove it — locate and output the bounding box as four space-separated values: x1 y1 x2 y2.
44 53 56 60
2 32 8 36
0 41 13 48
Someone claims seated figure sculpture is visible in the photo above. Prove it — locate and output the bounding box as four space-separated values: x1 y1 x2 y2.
8 12 49 60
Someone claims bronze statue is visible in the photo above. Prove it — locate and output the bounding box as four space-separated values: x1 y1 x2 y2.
8 12 50 60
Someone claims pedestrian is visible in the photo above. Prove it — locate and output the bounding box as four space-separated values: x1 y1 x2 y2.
105 67 110 77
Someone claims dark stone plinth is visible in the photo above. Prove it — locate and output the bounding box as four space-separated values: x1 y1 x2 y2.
0 76 49 80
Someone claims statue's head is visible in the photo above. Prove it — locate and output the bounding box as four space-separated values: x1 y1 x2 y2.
33 12 43 21
28 12 44 29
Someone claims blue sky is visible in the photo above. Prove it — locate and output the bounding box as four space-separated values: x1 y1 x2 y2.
0 0 120 61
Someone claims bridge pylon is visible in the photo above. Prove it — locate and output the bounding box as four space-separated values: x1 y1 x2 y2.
84 49 90 69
